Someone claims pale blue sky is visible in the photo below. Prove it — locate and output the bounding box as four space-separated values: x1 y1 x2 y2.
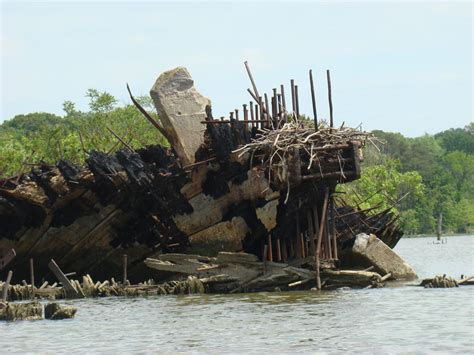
1 0 472 136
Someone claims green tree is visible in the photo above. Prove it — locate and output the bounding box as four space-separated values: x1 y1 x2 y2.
85 89 118 113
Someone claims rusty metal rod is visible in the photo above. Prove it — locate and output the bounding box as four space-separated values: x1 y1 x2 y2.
309 69 318 131
126 83 168 140
280 84 286 111
264 93 271 125
250 101 254 128
295 85 300 118
244 61 261 106
327 69 333 128
243 104 248 130
106 126 133 152
290 79 296 113
201 120 269 124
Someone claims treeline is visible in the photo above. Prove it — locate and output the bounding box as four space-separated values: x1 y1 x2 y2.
0 89 167 178
341 124 474 235
0 90 473 235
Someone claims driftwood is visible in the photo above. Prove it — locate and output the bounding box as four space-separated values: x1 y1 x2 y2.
420 274 474 288
145 252 386 292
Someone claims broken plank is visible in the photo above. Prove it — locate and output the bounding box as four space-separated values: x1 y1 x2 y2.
48 259 80 298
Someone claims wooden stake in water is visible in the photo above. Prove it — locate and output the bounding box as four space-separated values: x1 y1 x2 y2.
2 270 12 302
437 212 443 241
123 254 128 284
30 258 35 288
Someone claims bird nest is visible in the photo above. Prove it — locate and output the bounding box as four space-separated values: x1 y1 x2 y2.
234 119 374 194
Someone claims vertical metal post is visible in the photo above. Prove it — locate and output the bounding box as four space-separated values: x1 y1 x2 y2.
259 96 264 128
327 69 333 128
271 96 276 129
272 88 278 127
255 103 259 124
290 79 296 114
249 101 254 128
277 94 282 118
264 93 271 127
280 84 286 111
309 69 318 130
295 85 300 119
243 104 248 130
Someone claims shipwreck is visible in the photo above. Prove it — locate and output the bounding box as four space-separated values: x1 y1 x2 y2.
0 64 416 296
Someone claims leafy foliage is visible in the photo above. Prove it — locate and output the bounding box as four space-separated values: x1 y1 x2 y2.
343 123 474 235
0 90 168 177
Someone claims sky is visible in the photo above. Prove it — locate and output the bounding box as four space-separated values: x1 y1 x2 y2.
1 0 472 137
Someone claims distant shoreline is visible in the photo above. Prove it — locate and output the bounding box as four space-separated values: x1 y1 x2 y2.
403 233 473 238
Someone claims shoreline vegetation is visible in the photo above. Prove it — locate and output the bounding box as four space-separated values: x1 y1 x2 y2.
0 90 472 236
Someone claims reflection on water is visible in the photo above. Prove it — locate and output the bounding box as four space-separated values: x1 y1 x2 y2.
1 235 473 353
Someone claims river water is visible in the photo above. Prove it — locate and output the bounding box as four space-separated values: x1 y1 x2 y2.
1 235 473 353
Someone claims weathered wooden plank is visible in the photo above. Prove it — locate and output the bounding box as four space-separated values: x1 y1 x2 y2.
48 259 80 298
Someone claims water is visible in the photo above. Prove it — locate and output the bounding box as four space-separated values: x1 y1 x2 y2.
1 235 473 353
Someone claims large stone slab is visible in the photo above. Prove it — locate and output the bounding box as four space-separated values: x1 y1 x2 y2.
352 233 417 280
150 67 209 166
